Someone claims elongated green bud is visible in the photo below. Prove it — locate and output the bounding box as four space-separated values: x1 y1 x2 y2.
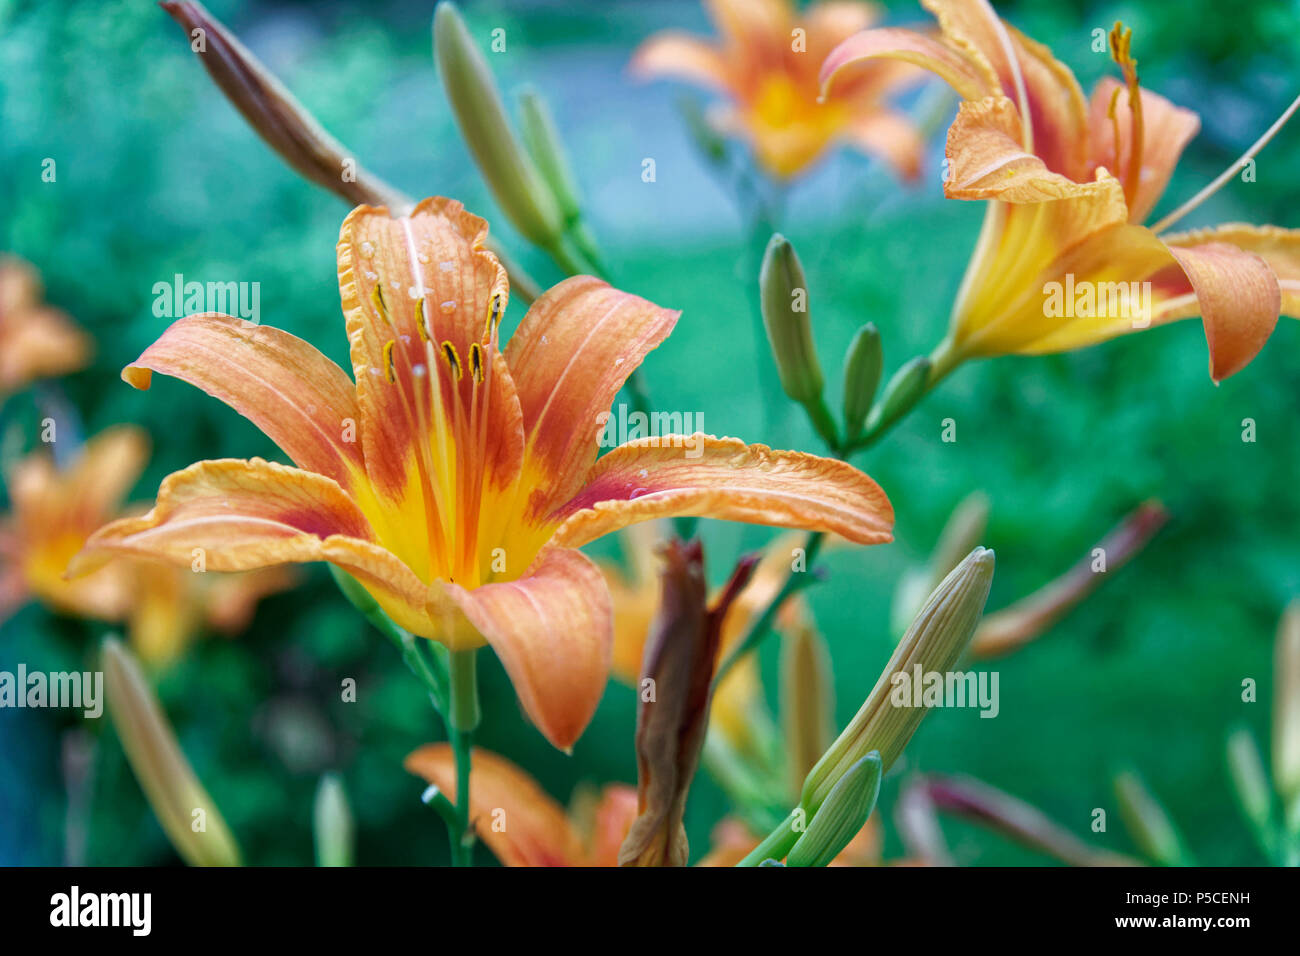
101 638 242 866
1113 769 1195 866
865 356 930 434
780 624 835 800
799 547 995 814
760 234 824 405
434 2 563 247
1273 601 1300 806
313 773 354 867
787 752 882 867
518 86 582 223
1226 729 1272 837
842 323 882 439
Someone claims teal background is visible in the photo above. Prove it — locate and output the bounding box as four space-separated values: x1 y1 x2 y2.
1 0 1298 865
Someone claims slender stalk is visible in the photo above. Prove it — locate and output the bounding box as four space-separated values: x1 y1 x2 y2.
736 810 801 866
446 648 480 867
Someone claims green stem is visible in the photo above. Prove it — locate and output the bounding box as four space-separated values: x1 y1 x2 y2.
446 649 480 867
736 811 801 867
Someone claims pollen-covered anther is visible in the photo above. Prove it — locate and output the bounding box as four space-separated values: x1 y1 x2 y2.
371 283 392 324
441 340 462 380
469 342 485 383
382 339 397 384
484 291 505 340
414 297 430 341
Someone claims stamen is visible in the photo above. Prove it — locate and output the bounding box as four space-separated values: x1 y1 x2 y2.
382 339 397 384
441 340 462 380
1150 90 1300 235
371 283 392 324
469 342 485 383
414 296 430 341
484 291 505 341
1108 23 1144 210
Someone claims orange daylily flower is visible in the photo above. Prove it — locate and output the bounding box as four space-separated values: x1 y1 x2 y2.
822 0 1299 381
632 0 925 179
0 255 92 398
406 744 638 867
0 427 293 663
72 198 894 750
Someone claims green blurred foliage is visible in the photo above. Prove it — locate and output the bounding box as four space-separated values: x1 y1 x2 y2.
1 0 1297 866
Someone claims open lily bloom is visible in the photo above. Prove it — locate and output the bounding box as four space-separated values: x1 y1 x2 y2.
822 0 1299 381
632 0 925 179
0 255 93 399
73 198 894 750
1 427 293 664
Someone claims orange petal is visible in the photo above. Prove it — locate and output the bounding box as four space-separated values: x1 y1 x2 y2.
1088 77 1200 224
70 458 433 637
585 785 640 867
846 109 926 180
337 198 523 499
550 435 894 550
944 96 1118 204
123 314 364 490
444 546 612 751
1165 242 1281 382
821 26 995 103
1162 224 1300 318
404 744 585 866
629 32 732 92
0 257 93 393
505 276 679 521
706 0 791 51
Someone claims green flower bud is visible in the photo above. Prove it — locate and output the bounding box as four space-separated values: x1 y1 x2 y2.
434 3 564 247
1273 601 1300 806
101 638 242 866
760 234 824 405
313 773 354 867
1113 769 1195 866
1226 729 1272 839
780 623 835 800
842 323 882 439
518 85 582 224
864 356 930 434
787 752 882 867
799 547 995 815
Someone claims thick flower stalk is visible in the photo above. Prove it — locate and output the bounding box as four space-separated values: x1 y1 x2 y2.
71 198 894 751
632 0 925 179
823 0 1300 381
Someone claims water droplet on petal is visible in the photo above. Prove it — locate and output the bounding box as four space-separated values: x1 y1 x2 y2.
439 260 455 272
360 241 375 257
440 300 456 314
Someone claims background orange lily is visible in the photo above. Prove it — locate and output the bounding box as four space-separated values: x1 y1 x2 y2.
72 198 894 751
0 255 92 400
633 0 925 179
822 0 1299 381
0 426 292 663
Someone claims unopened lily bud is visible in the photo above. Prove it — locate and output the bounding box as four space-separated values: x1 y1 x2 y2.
865 356 930 434
434 3 564 247
1226 729 1272 838
161 1 406 211
517 86 582 224
799 547 995 815
780 623 835 799
101 638 242 866
760 234 824 405
1113 769 1194 867
972 501 1167 659
787 752 882 867
313 773 354 867
892 491 991 639
619 542 756 867
842 323 882 439
1274 601 1300 806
